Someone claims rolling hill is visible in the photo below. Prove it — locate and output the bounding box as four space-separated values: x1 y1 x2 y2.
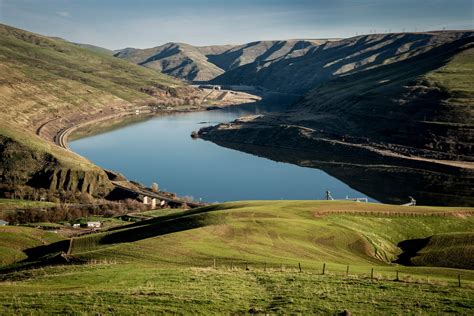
69 201 474 270
0 201 473 314
5 201 471 271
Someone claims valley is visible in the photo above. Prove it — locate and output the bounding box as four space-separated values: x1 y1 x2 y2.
0 11 472 314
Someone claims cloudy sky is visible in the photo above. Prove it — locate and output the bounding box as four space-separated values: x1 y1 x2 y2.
1 0 472 49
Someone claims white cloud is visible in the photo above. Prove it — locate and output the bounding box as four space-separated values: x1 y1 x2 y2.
55 11 70 18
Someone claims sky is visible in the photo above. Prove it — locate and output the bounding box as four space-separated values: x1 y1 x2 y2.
1 0 473 49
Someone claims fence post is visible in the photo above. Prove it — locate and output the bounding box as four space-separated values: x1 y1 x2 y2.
299 262 302 273
280 263 283 272
371 268 374 280
322 263 326 275
458 275 461 287
213 258 216 269
230 261 233 270
245 262 248 271
264 262 266 272
346 265 349 276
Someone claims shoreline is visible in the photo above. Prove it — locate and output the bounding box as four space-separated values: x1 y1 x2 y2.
33 90 261 206
39 89 262 150
198 122 474 172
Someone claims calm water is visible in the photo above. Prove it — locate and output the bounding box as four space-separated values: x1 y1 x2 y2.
70 104 374 202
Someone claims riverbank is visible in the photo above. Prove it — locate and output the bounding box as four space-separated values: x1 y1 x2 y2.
34 89 262 206
198 116 474 171
196 117 474 206
38 89 261 148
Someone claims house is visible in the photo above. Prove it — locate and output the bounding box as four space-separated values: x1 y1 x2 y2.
0 220 8 226
86 221 101 228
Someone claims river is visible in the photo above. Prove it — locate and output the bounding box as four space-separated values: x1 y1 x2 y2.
70 102 375 203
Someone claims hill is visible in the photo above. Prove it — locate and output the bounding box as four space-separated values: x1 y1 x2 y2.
199 31 474 180
0 23 199 197
66 201 474 270
73 43 115 55
211 32 473 94
6 201 470 271
114 40 323 82
0 201 473 314
206 39 327 72
396 232 474 269
115 43 233 82
0 226 65 265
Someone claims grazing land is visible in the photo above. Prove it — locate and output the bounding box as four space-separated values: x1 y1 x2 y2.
0 201 472 314
1 265 473 315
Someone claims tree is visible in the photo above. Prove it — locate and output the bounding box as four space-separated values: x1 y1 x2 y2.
151 182 159 193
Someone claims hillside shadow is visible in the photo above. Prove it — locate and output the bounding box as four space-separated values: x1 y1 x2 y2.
99 212 215 245
393 237 431 266
22 240 70 261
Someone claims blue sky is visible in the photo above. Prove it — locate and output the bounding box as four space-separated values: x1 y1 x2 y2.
1 0 472 49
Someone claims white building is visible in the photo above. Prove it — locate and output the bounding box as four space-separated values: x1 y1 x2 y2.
86 221 101 228
0 220 8 226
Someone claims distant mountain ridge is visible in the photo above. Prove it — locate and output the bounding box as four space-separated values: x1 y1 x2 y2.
114 39 327 82
211 31 474 94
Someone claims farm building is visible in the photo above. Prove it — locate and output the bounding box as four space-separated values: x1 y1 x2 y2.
0 220 8 226
86 221 101 228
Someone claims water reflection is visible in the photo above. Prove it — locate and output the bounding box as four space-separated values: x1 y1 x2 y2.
208 141 474 206
70 99 374 203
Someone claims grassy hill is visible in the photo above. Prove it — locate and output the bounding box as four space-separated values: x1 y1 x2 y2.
62 201 474 271
397 232 474 269
0 201 473 314
0 226 65 265
0 23 197 197
0 23 184 130
72 43 115 55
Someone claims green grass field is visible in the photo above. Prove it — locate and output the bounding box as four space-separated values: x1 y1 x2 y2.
1 264 473 315
0 199 56 211
0 201 472 314
68 201 473 270
0 226 65 265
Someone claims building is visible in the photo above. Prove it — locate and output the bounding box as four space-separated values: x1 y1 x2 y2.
0 220 8 226
86 221 101 228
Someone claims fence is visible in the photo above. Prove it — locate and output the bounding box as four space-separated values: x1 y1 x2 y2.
203 259 469 288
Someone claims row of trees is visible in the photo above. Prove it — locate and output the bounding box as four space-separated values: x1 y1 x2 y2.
4 199 149 224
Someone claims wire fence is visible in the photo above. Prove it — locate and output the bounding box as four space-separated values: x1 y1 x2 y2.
193 258 470 288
